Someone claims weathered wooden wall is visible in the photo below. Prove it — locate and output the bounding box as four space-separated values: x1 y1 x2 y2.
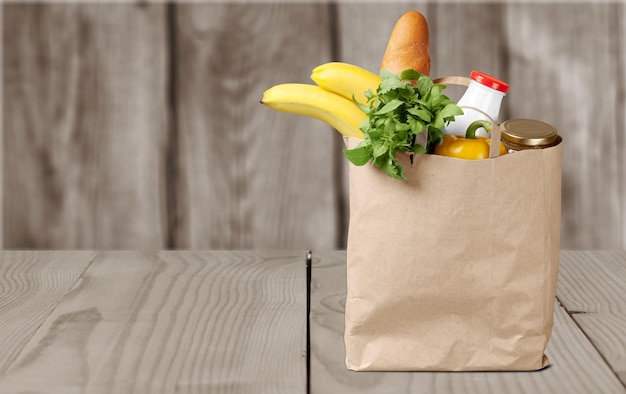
3 4 170 249
2 2 624 250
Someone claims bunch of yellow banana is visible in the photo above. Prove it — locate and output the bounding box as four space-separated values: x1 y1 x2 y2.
261 62 381 140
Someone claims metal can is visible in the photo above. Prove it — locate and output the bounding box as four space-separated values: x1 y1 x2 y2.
500 119 561 152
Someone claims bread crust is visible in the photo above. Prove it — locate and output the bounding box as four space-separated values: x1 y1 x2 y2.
380 11 430 76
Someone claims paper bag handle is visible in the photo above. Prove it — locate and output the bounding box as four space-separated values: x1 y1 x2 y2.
434 76 502 159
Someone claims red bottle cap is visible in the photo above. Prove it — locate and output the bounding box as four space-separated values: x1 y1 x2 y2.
470 71 510 93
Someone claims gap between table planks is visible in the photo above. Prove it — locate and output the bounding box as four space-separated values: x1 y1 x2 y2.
309 250 626 394
0 251 97 375
2 250 624 393
0 251 308 394
557 251 626 387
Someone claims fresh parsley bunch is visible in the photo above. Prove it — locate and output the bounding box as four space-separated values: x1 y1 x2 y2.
343 69 463 179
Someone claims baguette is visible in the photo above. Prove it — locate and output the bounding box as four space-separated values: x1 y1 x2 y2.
380 11 430 76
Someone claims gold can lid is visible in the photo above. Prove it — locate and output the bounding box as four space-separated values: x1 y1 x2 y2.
500 119 559 146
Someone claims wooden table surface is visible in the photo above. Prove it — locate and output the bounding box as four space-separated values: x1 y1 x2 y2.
0 250 624 393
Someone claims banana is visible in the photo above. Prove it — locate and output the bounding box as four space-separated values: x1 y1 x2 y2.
261 83 365 139
311 62 381 104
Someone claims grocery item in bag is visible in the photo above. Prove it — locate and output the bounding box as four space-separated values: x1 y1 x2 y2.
380 10 431 76
443 71 509 137
500 118 562 152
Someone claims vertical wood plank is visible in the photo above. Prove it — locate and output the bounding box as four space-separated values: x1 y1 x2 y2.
2 4 169 249
173 3 338 249
428 3 508 100
504 3 625 249
0 251 307 394
0 4 3 249
0 3 622 251
613 3 626 249
336 3 406 75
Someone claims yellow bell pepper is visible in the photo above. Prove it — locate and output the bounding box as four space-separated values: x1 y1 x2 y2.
435 120 507 160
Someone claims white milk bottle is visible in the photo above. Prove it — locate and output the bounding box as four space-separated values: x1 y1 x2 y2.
444 71 510 137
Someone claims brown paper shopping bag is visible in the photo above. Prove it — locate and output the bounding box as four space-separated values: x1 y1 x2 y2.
343 119 562 371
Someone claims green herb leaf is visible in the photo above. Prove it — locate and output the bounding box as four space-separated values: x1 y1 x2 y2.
380 156 405 179
408 117 426 135
374 99 403 115
418 76 433 97
343 144 372 166
440 103 464 119
412 144 427 154
432 112 445 130
399 69 422 81
372 142 388 159
342 69 462 179
413 108 432 122
379 70 405 93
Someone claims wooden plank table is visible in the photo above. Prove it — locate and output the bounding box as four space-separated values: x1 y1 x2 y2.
310 251 626 394
0 251 307 393
0 251 624 393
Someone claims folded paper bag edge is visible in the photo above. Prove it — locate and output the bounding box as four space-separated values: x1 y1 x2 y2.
345 356 550 372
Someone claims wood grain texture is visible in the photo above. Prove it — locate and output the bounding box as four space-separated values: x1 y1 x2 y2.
557 251 626 387
0 3 624 250
429 3 508 103
0 5 3 250
557 250 626 314
0 251 95 375
0 251 307 394
503 3 625 249
622 4 626 250
310 250 626 394
173 3 339 249
573 313 626 387
2 4 169 249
